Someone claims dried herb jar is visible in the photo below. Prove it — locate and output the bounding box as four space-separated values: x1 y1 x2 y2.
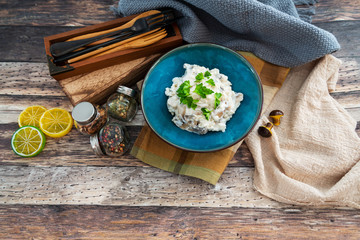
106 86 138 122
72 102 107 135
90 119 130 157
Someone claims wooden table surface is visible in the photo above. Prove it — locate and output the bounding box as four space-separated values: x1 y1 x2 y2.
1 1 360 239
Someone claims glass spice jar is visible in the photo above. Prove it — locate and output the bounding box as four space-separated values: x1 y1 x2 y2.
90 119 130 157
72 102 107 135
106 86 138 122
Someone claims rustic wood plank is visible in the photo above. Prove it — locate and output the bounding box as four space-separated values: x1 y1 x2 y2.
0 95 72 112
314 20 360 59
1 61 359 102
0 0 118 26
0 165 298 208
0 205 359 240
1 102 358 125
0 2 358 239
0 63 64 96
313 0 360 23
347 108 360 123
330 90 360 108
0 124 143 167
0 165 359 209
0 20 360 64
0 107 145 125
0 58 358 168
2 109 358 168
0 123 254 167
0 26 78 62
0 0 359 26
336 57 360 92
2 114 359 168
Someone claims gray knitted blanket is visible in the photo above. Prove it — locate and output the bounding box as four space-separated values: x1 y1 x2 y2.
114 0 340 67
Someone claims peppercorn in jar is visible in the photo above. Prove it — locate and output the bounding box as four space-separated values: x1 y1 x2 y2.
106 86 138 122
90 119 130 157
72 102 107 135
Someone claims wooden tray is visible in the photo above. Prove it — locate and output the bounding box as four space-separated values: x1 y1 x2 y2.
43 11 183 106
44 12 182 80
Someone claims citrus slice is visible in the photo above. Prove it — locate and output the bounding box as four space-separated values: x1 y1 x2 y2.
39 108 73 138
11 126 46 157
18 105 47 128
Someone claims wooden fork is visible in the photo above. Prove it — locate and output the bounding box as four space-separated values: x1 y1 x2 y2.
66 10 161 42
68 28 167 64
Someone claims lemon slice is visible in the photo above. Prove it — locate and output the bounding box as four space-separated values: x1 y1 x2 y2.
11 126 46 157
39 108 73 138
18 105 47 128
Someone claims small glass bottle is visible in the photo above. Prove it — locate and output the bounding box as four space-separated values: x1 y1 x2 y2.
106 86 138 122
90 119 130 157
72 102 107 135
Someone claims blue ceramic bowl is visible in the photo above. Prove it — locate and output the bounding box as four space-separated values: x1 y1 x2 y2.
141 43 263 152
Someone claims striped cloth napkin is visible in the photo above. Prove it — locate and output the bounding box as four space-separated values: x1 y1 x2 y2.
131 52 290 184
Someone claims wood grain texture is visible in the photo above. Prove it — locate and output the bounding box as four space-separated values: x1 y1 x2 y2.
0 59 358 168
330 90 360 108
0 124 255 167
0 165 359 209
0 63 65 96
0 0 359 26
0 26 76 62
314 20 360 59
314 0 360 22
0 0 118 26
0 1 360 239
1 205 359 240
1 62 359 107
0 165 299 208
0 21 359 64
335 57 360 92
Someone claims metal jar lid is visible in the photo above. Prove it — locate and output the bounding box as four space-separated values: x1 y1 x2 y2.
90 134 105 156
72 102 96 124
116 86 137 98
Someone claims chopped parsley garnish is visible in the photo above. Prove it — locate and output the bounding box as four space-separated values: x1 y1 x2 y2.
194 83 214 98
214 92 222 109
204 71 211 78
195 72 204 82
176 81 199 109
181 96 199 110
176 80 191 99
206 79 215 86
201 108 212 120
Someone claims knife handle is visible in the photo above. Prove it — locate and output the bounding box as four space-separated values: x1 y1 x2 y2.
68 29 162 64
52 32 135 64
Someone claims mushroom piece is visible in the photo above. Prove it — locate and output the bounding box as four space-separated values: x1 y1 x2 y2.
269 110 284 126
258 122 273 138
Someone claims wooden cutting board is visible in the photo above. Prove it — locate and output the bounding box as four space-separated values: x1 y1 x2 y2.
57 54 161 106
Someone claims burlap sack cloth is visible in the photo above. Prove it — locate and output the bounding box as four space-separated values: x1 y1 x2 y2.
246 54 360 208
132 53 360 208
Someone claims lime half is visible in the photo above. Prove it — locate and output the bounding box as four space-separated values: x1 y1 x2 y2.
11 126 46 157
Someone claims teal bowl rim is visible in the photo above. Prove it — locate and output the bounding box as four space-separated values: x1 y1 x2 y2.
141 43 264 152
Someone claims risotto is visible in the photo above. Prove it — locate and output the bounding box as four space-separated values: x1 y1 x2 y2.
165 64 243 135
